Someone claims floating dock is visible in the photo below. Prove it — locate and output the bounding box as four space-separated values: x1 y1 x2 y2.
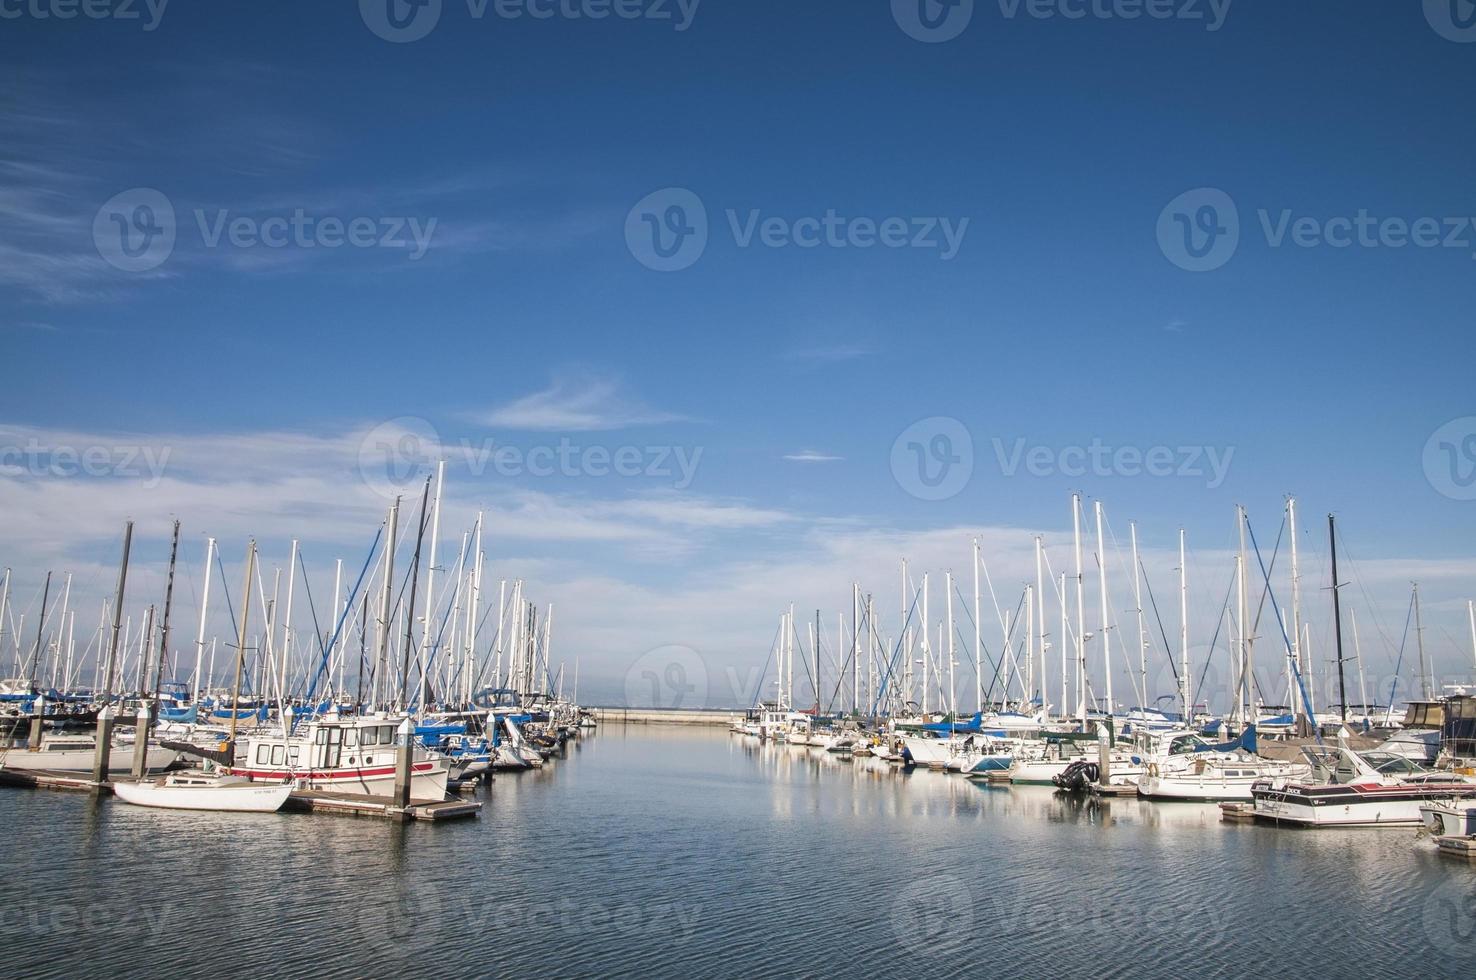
1435 835 1476 862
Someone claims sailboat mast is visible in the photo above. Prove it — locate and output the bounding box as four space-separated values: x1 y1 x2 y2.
1072 494 1086 728
375 499 399 709
151 520 181 704
1035 536 1046 719
193 537 215 703
401 478 431 710
1094 500 1112 716
946 571 956 719
419 460 445 710
1130 521 1146 715
1287 498 1307 733
973 539 982 714
1413 583 1431 700
227 539 257 759
1236 505 1250 728
814 608 821 714
281 539 298 705
1179 529 1189 723
28 572 51 690
1328 513 1348 722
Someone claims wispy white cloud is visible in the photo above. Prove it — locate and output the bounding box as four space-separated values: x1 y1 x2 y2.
475 372 690 431
782 450 843 463
783 343 876 362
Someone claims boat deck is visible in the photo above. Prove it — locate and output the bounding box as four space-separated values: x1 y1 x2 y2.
1435 835 1476 862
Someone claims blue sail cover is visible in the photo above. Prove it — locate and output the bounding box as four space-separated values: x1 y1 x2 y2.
1195 725 1256 754
920 711 985 734
158 705 198 723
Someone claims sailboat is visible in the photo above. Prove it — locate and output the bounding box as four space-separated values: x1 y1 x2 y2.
113 769 292 812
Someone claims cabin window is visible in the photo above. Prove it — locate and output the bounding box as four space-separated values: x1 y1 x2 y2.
361 727 378 746
315 728 328 746
288 747 300 764
255 745 269 765
379 725 396 744
344 729 358 748
270 745 285 766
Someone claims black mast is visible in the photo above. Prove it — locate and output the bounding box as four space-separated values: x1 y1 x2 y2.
1329 513 1348 722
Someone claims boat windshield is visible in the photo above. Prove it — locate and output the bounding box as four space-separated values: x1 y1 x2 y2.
1363 752 1427 775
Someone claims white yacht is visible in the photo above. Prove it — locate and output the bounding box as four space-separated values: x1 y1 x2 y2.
229 714 448 800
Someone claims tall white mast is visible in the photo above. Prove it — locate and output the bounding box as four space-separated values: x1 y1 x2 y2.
1236 505 1250 727
420 459 446 705
921 573 930 715
787 602 795 711
375 499 400 709
1178 528 1189 722
1468 599 1476 674
973 538 982 714
467 512 483 706
1352 607 1370 722
946 570 956 719
1094 499 1112 716
1414 583 1431 700
193 537 215 703
281 539 298 704
1035 537 1046 719
1072 493 1086 729
1130 521 1146 714
1287 497 1307 729
901 559 911 711
330 557 343 699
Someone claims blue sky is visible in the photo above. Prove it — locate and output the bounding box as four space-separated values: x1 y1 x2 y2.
2 1 1475 707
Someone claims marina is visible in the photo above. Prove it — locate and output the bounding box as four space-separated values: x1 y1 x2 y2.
2 724 1474 977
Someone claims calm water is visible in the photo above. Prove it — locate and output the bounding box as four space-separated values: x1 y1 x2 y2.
2 727 1473 978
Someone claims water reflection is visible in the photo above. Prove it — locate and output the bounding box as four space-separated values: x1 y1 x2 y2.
0 726 1469 978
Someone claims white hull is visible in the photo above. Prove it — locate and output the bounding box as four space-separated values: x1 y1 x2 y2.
0 744 178 774
1010 757 1076 784
1141 773 1264 802
1421 800 1476 837
114 778 292 812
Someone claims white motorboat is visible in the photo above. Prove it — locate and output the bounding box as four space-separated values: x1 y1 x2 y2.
113 770 293 812
1251 744 1476 827
1420 799 1476 837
